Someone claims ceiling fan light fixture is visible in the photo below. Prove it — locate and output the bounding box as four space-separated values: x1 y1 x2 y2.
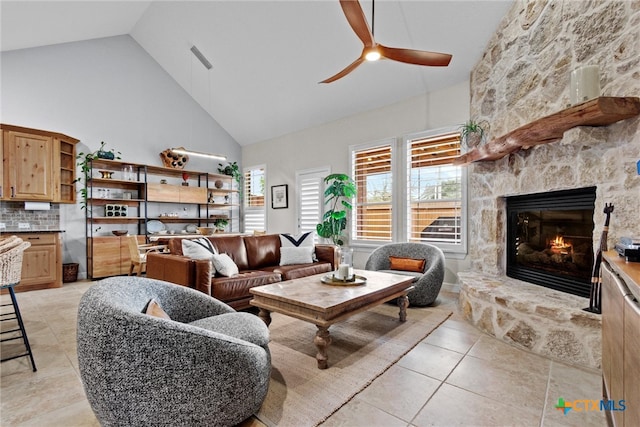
365 49 381 61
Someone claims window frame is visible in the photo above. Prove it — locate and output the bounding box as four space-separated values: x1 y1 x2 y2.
403 127 468 255
349 138 397 247
349 128 468 256
295 166 330 240
242 164 266 233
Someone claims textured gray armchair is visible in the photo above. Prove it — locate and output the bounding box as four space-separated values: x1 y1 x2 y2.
77 276 271 427
365 243 445 306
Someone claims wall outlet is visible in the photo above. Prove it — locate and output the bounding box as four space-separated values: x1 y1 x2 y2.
18 222 31 229
0 223 5 230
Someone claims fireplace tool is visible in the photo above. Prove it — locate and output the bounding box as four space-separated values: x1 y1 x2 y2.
584 203 614 314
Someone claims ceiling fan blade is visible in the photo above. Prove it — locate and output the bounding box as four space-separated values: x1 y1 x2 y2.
378 44 452 67
339 0 375 47
319 57 365 83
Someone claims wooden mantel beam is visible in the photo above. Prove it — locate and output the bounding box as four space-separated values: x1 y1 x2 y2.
453 97 640 165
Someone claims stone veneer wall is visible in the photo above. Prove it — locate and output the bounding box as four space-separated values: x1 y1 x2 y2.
468 0 640 275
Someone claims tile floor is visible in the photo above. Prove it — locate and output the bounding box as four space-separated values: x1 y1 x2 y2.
1 280 606 426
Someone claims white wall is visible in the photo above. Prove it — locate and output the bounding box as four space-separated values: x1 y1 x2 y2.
1 35 241 278
243 80 472 280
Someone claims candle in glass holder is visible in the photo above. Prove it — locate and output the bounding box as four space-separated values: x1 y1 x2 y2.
570 65 600 105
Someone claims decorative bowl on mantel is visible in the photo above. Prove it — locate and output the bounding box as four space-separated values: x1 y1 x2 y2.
112 230 128 236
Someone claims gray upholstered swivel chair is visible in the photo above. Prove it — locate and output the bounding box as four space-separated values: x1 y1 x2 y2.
365 243 445 306
77 276 271 427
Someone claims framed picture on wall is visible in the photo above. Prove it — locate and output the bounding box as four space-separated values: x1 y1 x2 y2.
271 184 288 209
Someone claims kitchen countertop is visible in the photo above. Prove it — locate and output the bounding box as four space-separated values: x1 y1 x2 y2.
1 229 65 234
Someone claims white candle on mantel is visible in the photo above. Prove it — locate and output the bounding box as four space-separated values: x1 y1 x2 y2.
570 65 600 105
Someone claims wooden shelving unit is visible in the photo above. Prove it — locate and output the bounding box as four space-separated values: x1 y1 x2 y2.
454 96 640 165
84 159 239 279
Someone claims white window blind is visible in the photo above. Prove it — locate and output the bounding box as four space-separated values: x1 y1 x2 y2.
243 165 265 233
406 131 462 246
296 168 329 238
352 142 393 243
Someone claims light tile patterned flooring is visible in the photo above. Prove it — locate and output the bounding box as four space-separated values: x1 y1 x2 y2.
1 281 606 426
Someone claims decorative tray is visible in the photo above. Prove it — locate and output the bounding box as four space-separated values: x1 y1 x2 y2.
321 274 367 286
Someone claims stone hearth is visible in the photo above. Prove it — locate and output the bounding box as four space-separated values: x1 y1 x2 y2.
458 272 601 369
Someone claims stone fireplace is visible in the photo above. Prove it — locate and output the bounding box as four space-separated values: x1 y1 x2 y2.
457 1 639 370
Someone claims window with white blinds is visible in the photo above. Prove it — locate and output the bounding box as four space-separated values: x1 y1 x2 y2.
243 165 265 233
351 141 394 243
406 131 464 250
296 167 329 239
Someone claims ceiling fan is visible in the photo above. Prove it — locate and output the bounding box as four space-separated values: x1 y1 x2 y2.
320 0 452 83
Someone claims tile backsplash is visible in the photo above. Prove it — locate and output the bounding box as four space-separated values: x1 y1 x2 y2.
0 201 60 230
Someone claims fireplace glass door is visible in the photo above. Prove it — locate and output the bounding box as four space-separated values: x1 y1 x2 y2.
506 187 596 297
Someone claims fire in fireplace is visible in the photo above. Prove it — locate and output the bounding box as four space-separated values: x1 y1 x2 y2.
506 187 596 298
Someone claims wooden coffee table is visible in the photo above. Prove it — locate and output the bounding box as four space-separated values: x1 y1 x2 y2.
249 269 414 369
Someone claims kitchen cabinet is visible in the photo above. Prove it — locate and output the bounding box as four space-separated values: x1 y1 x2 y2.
1 124 79 203
88 235 145 279
1 233 63 292
601 252 640 427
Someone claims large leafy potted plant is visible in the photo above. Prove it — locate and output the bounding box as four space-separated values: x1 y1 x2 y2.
316 173 357 246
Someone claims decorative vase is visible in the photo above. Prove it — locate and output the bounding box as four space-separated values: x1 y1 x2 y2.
464 132 483 148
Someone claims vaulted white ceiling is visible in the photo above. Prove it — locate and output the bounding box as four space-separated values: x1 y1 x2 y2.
1 0 513 145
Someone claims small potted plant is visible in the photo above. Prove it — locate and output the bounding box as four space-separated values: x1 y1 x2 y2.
316 173 357 246
213 218 229 232
459 120 489 149
74 141 121 211
218 161 241 186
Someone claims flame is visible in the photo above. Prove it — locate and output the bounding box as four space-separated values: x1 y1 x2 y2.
550 235 572 254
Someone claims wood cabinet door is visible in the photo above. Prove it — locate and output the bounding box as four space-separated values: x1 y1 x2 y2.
20 235 58 286
624 295 640 427
1 131 4 199
90 237 123 278
602 263 626 427
5 131 53 200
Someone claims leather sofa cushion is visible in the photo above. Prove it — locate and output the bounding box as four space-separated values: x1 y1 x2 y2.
188 312 269 347
168 239 184 255
243 234 281 269
208 236 249 270
268 262 333 281
211 271 281 302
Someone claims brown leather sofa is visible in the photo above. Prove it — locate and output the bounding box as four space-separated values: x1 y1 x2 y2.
146 234 337 310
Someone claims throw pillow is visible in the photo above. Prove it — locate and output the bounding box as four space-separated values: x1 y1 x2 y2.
182 238 218 277
279 246 314 265
144 299 171 320
280 231 316 261
389 256 426 273
212 253 239 277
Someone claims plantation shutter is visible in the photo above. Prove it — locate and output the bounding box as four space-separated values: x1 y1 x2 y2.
352 142 393 242
296 168 329 238
243 166 266 232
407 132 462 244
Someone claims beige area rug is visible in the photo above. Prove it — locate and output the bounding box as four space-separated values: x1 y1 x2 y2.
255 304 452 427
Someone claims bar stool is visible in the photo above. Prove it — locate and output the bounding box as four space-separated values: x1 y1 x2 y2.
0 237 36 371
